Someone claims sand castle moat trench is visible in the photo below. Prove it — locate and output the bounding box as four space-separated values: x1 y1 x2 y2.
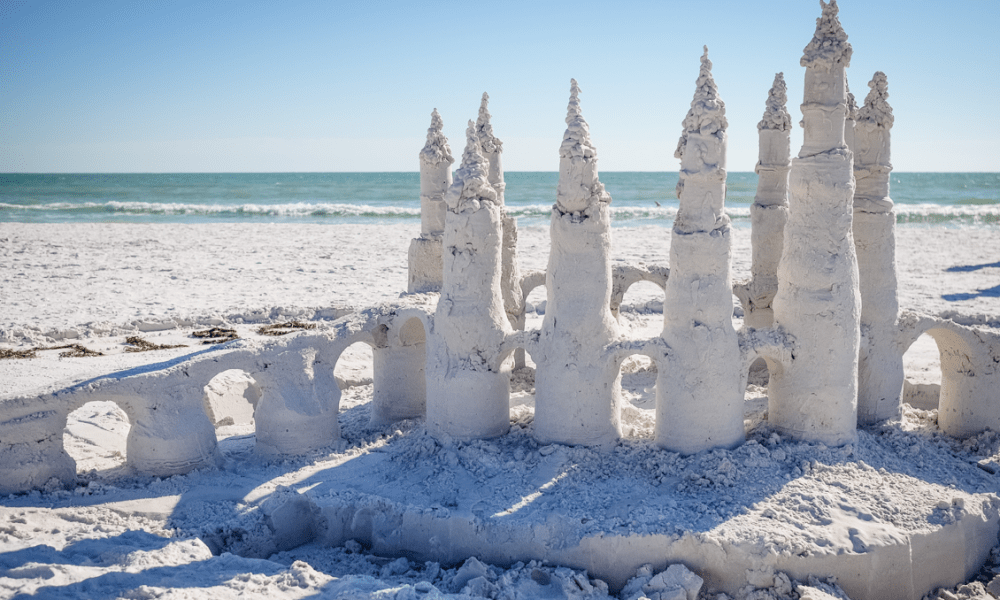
2 1 1000 598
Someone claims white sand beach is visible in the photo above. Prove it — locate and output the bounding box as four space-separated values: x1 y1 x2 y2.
0 221 999 599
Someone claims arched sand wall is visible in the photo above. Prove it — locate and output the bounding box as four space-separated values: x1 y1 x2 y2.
898 312 1000 437
610 265 669 318
3 299 998 495
0 306 395 494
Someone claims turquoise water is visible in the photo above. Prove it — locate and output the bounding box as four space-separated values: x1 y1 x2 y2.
1 172 997 227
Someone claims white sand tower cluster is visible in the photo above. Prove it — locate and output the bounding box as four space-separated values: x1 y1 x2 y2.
5 0 1000 480
4 1 1000 597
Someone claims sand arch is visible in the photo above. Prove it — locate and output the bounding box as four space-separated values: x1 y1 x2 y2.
610 265 669 318
202 369 260 426
63 400 131 476
369 312 431 427
739 327 793 381
897 312 1000 437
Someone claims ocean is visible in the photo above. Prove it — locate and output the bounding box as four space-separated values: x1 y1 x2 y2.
1 172 997 228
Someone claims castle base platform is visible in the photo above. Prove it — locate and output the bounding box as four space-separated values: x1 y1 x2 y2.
246 405 998 600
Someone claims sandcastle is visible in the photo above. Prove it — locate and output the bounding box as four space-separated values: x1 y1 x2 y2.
2 2 1000 598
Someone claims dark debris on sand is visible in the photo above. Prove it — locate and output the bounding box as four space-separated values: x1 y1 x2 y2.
191 327 240 344
124 336 187 353
1 344 105 359
256 321 317 336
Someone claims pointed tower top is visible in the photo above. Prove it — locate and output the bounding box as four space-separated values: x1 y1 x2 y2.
758 72 792 131
566 78 582 123
444 119 497 210
556 78 610 213
675 46 728 160
476 92 503 154
801 0 852 70
420 108 454 166
857 71 893 128
560 78 596 161
846 80 859 121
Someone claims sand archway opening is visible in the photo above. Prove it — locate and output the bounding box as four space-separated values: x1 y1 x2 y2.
202 369 260 454
334 339 376 429
369 316 428 428
507 347 539 427
901 332 942 411
203 369 260 428
523 283 547 330
614 349 660 440
616 279 666 343
64 400 131 477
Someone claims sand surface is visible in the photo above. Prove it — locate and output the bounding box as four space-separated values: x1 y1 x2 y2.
1 223 997 342
1 222 999 599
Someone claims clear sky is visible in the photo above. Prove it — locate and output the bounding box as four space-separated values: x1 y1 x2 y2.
2 0 997 173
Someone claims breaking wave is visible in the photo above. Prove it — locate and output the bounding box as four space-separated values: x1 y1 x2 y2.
1 200 997 227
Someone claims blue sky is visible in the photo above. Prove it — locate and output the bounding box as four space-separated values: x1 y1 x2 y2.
2 0 997 173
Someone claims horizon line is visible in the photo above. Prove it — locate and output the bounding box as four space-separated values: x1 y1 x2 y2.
4 171 998 176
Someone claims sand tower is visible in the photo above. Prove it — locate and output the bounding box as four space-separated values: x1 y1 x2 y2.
853 71 902 424
744 73 792 331
408 109 454 293
768 0 861 446
475 93 525 354
533 79 623 447
657 48 744 454
424 120 512 440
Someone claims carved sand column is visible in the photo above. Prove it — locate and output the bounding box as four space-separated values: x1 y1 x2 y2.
656 48 743 454
254 349 341 456
769 0 860 446
853 72 902 424
534 79 622 447
424 121 511 440
476 93 526 367
408 109 454 293
746 73 792 331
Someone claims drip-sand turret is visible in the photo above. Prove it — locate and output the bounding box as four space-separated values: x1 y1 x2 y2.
853 71 902 424
533 79 622 447
744 73 792 331
424 120 512 440
408 109 454 293
768 0 861 446
657 48 744 454
476 93 525 359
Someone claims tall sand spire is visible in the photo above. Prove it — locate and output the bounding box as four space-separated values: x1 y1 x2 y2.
424 119 511 441
657 47 743 454
475 92 505 198
768 0 861 446
475 92 524 349
534 79 621 447
742 73 792 333
408 109 455 293
854 71 902 424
